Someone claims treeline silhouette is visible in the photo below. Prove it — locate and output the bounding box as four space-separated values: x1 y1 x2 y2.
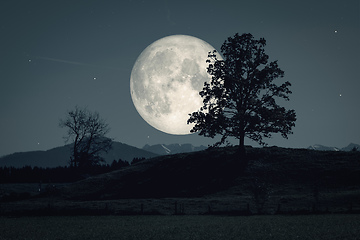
0 158 144 183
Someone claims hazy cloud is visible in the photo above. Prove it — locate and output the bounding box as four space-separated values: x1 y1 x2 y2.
34 56 118 70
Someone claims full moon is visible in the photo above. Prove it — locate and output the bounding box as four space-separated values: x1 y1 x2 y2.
130 35 220 135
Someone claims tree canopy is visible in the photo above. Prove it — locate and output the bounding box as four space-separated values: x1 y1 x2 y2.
188 33 296 152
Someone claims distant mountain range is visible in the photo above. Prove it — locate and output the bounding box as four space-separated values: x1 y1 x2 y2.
143 143 360 154
0 142 158 168
307 143 360 152
0 142 208 168
1 142 357 168
142 143 207 155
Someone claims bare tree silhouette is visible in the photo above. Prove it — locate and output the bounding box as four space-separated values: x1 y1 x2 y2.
59 106 112 170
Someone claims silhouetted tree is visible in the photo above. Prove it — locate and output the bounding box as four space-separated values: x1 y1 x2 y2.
59 106 112 170
131 157 145 165
188 33 296 156
111 158 130 170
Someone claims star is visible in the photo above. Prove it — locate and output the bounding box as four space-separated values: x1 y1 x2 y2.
334 30 338 33
93 77 97 80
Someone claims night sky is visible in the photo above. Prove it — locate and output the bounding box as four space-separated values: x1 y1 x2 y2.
1 0 359 157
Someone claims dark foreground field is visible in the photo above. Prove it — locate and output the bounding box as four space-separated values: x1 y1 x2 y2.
1 214 359 240
1 146 360 216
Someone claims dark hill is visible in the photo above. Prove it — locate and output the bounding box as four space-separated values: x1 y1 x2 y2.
60 147 360 208
3 146 359 215
61 146 240 200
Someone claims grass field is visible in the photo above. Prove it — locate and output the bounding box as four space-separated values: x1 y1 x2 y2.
1 214 359 240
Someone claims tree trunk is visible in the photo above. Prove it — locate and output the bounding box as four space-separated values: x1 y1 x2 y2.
73 136 78 168
239 132 245 156
238 132 247 168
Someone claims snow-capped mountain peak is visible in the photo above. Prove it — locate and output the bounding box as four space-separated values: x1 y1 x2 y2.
308 143 359 152
161 144 171 154
143 143 207 155
308 144 340 151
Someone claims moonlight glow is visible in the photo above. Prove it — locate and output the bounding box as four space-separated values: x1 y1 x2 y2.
130 35 220 135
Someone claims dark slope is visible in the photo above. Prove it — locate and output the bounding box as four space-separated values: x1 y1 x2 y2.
61 147 240 200
60 146 360 202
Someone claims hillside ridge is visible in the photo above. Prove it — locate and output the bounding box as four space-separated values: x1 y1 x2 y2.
60 146 360 201
2 146 360 215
